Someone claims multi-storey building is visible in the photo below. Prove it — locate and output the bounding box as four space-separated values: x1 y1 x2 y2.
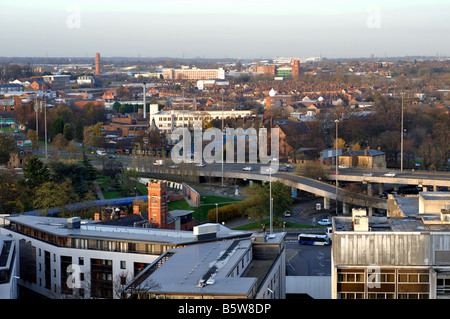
332 192 450 299
149 106 253 134
0 214 250 299
125 231 286 299
162 67 225 80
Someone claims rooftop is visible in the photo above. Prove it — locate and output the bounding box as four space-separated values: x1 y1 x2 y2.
3 215 250 246
126 232 286 297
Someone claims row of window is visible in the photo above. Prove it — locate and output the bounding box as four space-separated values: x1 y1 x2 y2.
338 272 430 284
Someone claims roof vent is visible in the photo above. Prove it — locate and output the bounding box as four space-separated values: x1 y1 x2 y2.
67 217 81 229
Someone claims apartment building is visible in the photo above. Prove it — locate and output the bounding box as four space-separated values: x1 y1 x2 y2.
0 234 18 299
125 231 286 299
0 215 249 299
332 192 450 299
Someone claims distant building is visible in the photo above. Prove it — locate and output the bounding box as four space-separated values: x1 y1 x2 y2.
42 75 71 90
339 149 387 169
265 88 293 109
162 67 225 80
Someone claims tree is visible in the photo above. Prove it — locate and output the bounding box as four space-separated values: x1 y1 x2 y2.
27 129 39 150
52 133 68 150
0 133 17 165
33 178 80 214
22 156 50 189
0 169 20 214
63 123 73 141
296 161 328 180
242 181 293 225
74 118 84 143
51 116 64 140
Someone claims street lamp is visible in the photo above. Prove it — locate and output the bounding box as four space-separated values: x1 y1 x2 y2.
215 203 219 223
335 119 339 216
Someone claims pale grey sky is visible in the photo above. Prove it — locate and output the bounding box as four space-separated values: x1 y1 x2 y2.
0 0 448 59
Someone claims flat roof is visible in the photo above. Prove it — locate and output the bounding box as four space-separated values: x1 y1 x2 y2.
3 215 249 245
127 232 286 296
128 238 257 296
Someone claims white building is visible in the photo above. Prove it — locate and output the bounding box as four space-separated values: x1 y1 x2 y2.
149 106 253 134
0 215 248 299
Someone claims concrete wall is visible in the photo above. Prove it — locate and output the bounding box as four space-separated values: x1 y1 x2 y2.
286 276 331 299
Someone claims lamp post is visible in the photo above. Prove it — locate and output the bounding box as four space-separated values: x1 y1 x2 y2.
335 119 339 216
215 203 218 223
400 92 404 172
267 167 275 235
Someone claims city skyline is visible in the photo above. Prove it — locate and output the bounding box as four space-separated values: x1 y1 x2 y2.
0 0 449 59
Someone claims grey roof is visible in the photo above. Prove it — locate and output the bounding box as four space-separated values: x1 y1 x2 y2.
341 149 385 157
128 238 257 296
4 215 249 245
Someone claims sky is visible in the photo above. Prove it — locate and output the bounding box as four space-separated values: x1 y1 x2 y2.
0 0 449 59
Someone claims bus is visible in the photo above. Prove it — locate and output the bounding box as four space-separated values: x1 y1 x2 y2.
298 233 330 246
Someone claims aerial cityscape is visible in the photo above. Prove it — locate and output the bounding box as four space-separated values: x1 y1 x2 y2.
0 0 449 309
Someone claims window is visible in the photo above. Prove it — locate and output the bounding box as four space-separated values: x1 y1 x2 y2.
120 261 126 270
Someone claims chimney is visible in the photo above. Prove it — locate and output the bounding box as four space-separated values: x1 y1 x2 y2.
95 53 100 75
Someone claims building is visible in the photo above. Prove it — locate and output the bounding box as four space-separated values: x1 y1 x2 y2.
76 75 95 86
332 192 450 299
124 231 286 299
0 84 24 94
162 67 225 80
0 214 250 299
274 122 310 160
149 107 253 134
42 75 71 90
102 116 149 138
339 149 387 169
265 89 293 109
0 234 18 299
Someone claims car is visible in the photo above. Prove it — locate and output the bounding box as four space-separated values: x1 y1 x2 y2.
242 166 253 171
284 210 292 217
330 171 340 175
317 218 332 226
384 172 397 177
108 155 116 159
195 162 206 167
338 164 349 169
363 172 373 176
96 150 107 156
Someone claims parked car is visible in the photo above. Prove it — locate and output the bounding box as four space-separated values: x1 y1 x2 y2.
384 172 397 177
96 150 107 156
108 155 116 159
317 218 332 226
284 210 292 217
242 166 253 171
338 164 349 169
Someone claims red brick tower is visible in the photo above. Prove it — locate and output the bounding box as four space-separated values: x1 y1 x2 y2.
292 59 299 78
148 181 168 229
95 53 100 75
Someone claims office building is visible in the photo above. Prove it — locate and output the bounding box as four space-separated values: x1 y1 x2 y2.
162 67 225 80
0 234 18 299
332 192 450 299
